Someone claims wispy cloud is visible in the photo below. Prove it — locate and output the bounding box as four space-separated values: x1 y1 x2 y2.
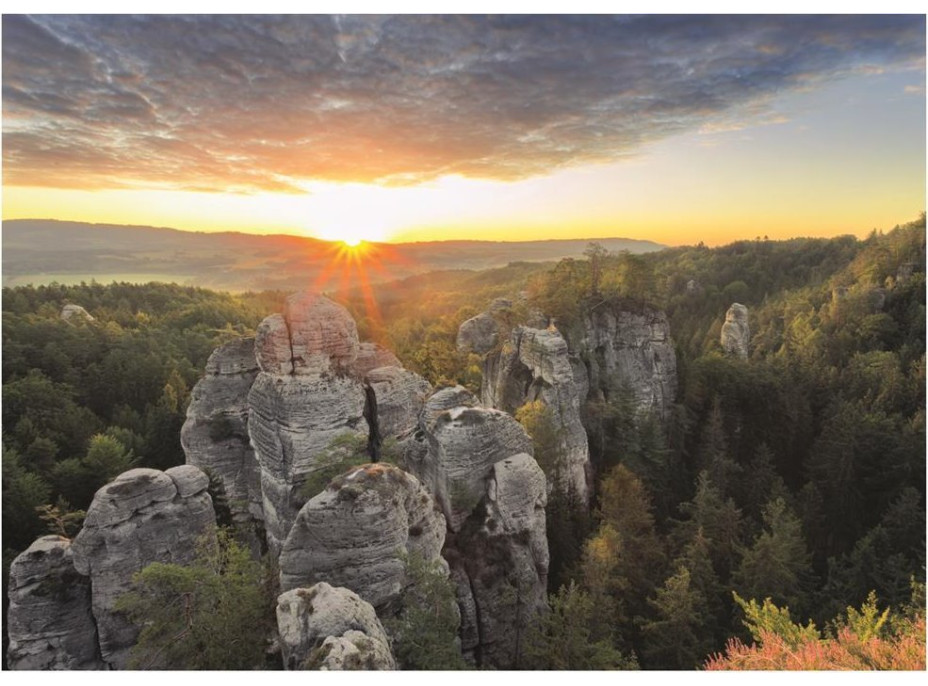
2 15 924 192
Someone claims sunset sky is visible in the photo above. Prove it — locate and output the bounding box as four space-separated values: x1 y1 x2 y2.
2 11 925 246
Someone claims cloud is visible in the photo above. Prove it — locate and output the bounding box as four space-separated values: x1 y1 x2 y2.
2 14 925 192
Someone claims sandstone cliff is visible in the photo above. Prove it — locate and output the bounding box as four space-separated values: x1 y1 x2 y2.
70 466 216 669
181 338 263 551
721 302 750 359
6 536 103 670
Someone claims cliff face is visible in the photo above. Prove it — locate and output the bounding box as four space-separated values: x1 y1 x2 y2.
460 298 678 506
577 305 677 421
6 536 103 670
404 386 549 668
181 338 263 551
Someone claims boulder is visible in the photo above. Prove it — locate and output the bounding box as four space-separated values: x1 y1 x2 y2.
416 402 534 532
276 583 394 670
279 463 446 615
284 292 360 375
60 304 94 322
6 536 103 670
365 365 433 443
456 312 500 355
181 338 263 551
70 467 216 669
353 342 402 378
721 303 750 359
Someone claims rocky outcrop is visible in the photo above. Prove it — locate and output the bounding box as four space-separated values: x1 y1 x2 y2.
70 466 216 669
457 312 500 355
276 583 395 670
181 338 263 551
404 387 548 668
60 304 94 322
481 326 591 503
412 389 535 532
6 536 103 670
279 463 446 615
443 453 549 668
578 305 677 420
721 303 750 359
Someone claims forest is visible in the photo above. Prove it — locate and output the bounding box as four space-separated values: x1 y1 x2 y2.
2 214 925 669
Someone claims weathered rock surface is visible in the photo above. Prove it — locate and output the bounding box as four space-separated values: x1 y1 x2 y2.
276 583 395 670
6 536 103 670
444 453 549 668
365 365 433 443
481 325 591 503
248 373 368 555
578 305 677 420
415 399 534 532
70 466 216 669
181 338 263 549
457 312 500 355
60 304 94 321
721 303 750 359
286 292 360 375
279 463 446 614
353 342 402 378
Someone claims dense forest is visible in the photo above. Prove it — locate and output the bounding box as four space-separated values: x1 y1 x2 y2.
3 214 925 669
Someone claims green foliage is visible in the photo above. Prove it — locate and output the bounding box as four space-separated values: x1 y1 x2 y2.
36 498 85 539
298 432 370 502
639 566 714 669
733 497 814 617
386 554 467 670
2 445 51 551
116 529 275 670
732 592 819 649
523 581 638 670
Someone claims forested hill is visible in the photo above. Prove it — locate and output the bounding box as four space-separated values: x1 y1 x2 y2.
1 219 663 291
2 214 925 669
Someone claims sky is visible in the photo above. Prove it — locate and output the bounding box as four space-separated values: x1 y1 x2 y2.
2 11 925 246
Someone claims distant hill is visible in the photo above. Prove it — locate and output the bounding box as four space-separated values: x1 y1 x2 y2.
1 219 665 291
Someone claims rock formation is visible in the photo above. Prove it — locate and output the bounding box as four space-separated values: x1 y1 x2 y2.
457 311 500 355
721 303 750 359
70 466 216 669
481 326 591 503
276 583 395 670
6 536 103 670
577 305 677 420
60 304 94 321
404 387 549 668
279 463 447 614
181 338 263 551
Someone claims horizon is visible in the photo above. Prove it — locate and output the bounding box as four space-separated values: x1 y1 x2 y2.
2 14 926 247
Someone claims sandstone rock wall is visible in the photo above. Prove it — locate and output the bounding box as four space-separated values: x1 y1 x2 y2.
721 302 750 359
6 536 103 670
70 466 216 669
181 338 263 550
279 463 447 614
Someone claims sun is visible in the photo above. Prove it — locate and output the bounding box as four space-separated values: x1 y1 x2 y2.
343 238 362 247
